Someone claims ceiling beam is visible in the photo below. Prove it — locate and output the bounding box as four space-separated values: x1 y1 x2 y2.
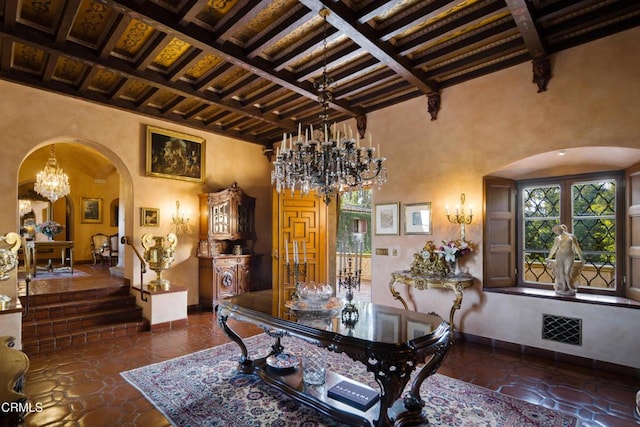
504 0 546 57
298 0 439 94
102 0 362 116
0 23 298 131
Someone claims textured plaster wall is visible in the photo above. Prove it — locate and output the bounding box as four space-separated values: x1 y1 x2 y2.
367 28 640 368
0 82 273 312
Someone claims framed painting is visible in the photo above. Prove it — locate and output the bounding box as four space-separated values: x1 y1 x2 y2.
140 207 160 227
375 202 399 235
404 202 432 235
146 125 205 182
81 198 103 224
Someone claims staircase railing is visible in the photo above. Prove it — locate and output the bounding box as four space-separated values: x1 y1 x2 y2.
121 236 149 302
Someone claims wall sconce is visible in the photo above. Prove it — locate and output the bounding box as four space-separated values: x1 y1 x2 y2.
446 193 473 241
171 200 189 233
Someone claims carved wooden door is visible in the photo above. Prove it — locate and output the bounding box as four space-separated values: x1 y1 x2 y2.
272 190 336 311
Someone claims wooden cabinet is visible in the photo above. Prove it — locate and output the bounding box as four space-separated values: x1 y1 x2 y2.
197 182 261 309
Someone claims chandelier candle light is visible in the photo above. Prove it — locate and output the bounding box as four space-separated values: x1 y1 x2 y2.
271 9 387 204
446 193 473 241
34 145 71 203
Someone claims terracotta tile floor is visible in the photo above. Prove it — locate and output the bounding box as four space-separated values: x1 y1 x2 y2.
18 267 640 427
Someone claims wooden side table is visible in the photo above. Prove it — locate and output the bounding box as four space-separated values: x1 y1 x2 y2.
388 270 473 330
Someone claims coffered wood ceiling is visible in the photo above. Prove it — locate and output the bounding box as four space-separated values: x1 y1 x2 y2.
1 0 638 150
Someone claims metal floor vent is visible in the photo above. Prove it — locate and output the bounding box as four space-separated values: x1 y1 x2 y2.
542 314 582 346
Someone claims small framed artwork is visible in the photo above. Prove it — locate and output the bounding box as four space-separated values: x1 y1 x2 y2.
146 125 205 182
375 203 399 235
404 202 432 235
141 207 160 227
81 198 103 224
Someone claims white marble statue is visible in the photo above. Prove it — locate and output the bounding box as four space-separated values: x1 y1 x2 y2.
547 224 584 295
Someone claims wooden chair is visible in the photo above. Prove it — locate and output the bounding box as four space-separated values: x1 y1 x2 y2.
108 234 119 266
90 233 110 265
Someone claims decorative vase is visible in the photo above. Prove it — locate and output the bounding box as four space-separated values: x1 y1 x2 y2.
141 233 177 290
448 259 460 277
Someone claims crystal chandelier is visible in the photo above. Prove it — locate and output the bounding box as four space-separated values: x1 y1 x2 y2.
271 9 387 204
34 145 71 202
18 200 32 217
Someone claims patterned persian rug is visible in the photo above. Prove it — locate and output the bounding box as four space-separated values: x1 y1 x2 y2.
121 333 579 427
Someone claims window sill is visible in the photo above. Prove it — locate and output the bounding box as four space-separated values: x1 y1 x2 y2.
484 287 640 310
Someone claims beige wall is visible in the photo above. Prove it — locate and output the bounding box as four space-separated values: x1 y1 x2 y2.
366 27 640 368
1 26 638 368
0 82 273 310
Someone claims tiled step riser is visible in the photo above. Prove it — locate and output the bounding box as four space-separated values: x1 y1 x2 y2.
23 322 149 354
23 295 138 322
24 285 130 306
22 308 144 338
22 282 149 355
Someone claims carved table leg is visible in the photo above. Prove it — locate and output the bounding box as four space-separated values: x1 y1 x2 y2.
216 310 254 373
402 334 452 418
388 278 409 310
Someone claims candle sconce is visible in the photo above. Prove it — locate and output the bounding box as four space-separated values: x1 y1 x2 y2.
446 193 473 241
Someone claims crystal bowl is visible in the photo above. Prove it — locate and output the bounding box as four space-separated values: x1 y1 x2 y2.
298 283 333 308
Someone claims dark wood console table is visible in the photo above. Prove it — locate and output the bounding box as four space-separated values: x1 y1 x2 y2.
389 270 473 330
216 290 452 427
33 240 74 277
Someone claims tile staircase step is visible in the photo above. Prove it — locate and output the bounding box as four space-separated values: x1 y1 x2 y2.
22 294 138 322
22 306 145 338
23 284 130 306
21 280 149 355
22 320 149 355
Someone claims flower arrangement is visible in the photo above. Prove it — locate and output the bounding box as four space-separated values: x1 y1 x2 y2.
35 221 64 238
437 239 473 264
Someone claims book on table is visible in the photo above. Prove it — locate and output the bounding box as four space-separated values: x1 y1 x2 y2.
327 380 380 411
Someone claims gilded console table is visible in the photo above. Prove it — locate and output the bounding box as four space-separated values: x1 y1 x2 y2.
388 270 472 329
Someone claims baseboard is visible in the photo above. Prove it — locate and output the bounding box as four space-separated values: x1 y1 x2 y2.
456 331 640 379
149 318 188 331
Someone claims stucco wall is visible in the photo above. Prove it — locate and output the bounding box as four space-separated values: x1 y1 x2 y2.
368 27 640 369
0 82 273 311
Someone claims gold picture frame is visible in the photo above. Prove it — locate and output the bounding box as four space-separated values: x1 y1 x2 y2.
140 207 160 227
81 198 103 224
375 203 399 235
146 125 205 182
403 203 432 235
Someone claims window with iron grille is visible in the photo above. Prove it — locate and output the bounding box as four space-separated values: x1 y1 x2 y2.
518 172 622 293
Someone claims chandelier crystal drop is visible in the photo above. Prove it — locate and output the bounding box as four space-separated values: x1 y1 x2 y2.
34 145 71 202
271 9 387 204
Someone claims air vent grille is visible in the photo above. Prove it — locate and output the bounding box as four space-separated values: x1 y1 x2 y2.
542 314 582 346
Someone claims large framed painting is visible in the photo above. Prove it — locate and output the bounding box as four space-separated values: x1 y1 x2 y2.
403 202 432 235
146 125 205 182
81 198 103 224
375 202 399 235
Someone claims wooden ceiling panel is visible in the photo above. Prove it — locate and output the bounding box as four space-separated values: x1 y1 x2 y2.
0 0 636 147
68 0 116 47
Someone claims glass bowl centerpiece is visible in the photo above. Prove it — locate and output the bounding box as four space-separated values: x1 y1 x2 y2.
297 283 333 309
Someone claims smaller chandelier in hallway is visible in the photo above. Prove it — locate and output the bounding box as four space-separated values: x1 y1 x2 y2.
34 145 71 202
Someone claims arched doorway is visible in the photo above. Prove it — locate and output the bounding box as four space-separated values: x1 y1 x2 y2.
17 140 133 270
